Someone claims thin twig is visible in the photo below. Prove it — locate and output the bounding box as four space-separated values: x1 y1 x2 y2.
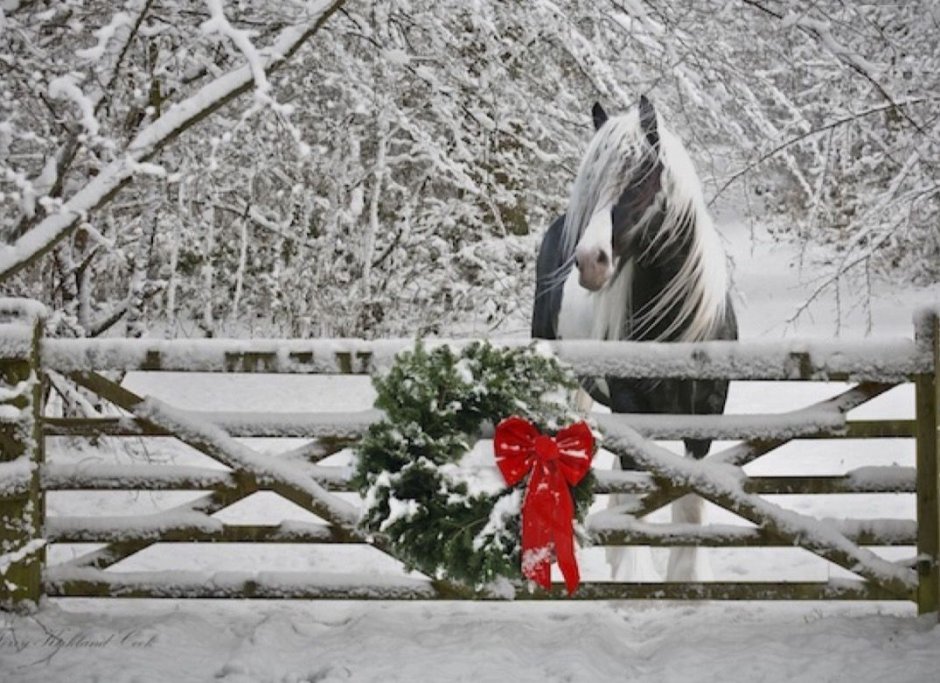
709 98 931 204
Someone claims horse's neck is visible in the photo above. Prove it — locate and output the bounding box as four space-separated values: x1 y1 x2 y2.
629 256 688 341
617 200 706 342
591 260 633 341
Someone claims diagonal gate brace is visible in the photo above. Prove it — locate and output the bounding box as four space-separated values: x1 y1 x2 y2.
602 421 917 599
69 372 361 539
622 381 899 519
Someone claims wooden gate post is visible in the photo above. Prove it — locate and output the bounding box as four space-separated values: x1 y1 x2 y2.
915 309 940 617
0 301 45 610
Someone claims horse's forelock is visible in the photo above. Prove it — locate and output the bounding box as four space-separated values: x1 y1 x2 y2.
563 114 649 258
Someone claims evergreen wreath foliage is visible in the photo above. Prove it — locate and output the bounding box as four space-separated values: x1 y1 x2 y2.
354 341 596 589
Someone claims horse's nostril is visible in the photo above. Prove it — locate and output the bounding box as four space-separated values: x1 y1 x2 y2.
596 251 608 266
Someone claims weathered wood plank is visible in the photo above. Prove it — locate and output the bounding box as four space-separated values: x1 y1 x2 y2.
43 411 913 443
46 520 353 544
541 580 910 602
914 310 940 616
44 569 438 600
40 462 916 496
597 471 918 496
43 413 375 441
42 570 907 602
43 463 236 490
0 313 44 610
742 471 916 495
47 513 915 548
588 517 917 547
0 325 34 362
42 462 353 492
42 337 931 381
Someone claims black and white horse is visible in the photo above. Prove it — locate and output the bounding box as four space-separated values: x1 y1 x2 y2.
532 97 738 581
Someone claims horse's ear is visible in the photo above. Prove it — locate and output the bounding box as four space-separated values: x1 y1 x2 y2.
591 102 608 131
638 95 659 148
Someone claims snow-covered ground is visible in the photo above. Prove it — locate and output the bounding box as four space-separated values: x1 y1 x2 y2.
3 220 940 682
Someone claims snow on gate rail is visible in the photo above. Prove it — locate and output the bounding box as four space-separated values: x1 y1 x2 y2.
40 333 933 380
2 302 939 614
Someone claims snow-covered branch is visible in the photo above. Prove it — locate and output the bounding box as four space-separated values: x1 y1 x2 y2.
0 0 345 283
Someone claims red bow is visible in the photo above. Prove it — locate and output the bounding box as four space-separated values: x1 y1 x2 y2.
493 417 594 595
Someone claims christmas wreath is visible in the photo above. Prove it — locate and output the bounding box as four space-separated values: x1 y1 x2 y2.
354 341 596 594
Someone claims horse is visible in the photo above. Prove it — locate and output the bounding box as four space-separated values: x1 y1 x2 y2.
532 97 738 582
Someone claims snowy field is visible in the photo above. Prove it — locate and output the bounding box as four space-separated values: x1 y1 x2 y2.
3 221 940 682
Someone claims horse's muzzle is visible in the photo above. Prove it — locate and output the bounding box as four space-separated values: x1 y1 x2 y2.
575 246 611 291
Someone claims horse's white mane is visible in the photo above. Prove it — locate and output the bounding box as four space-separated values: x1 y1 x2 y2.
562 109 730 343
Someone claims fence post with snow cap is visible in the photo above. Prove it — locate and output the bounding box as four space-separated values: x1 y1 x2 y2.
0 301 45 610
914 307 940 617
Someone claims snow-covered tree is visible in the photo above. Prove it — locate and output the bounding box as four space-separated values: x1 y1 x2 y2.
1 1 937 339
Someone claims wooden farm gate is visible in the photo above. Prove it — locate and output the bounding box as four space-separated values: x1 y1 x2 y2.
1 298 938 616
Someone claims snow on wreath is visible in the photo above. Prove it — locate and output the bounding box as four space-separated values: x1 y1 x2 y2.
354 341 597 595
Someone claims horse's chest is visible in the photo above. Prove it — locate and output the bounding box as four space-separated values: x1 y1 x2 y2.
557 261 634 341
556 268 595 340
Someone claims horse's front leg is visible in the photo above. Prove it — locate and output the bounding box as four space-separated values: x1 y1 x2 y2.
667 438 714 583
602 379 663 582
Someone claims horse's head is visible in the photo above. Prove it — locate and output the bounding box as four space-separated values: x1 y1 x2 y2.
571 97 664 292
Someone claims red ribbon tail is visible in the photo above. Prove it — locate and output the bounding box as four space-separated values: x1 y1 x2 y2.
521 517 553 590
520 470 554 591
553 489 580 595
555 506 581 595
